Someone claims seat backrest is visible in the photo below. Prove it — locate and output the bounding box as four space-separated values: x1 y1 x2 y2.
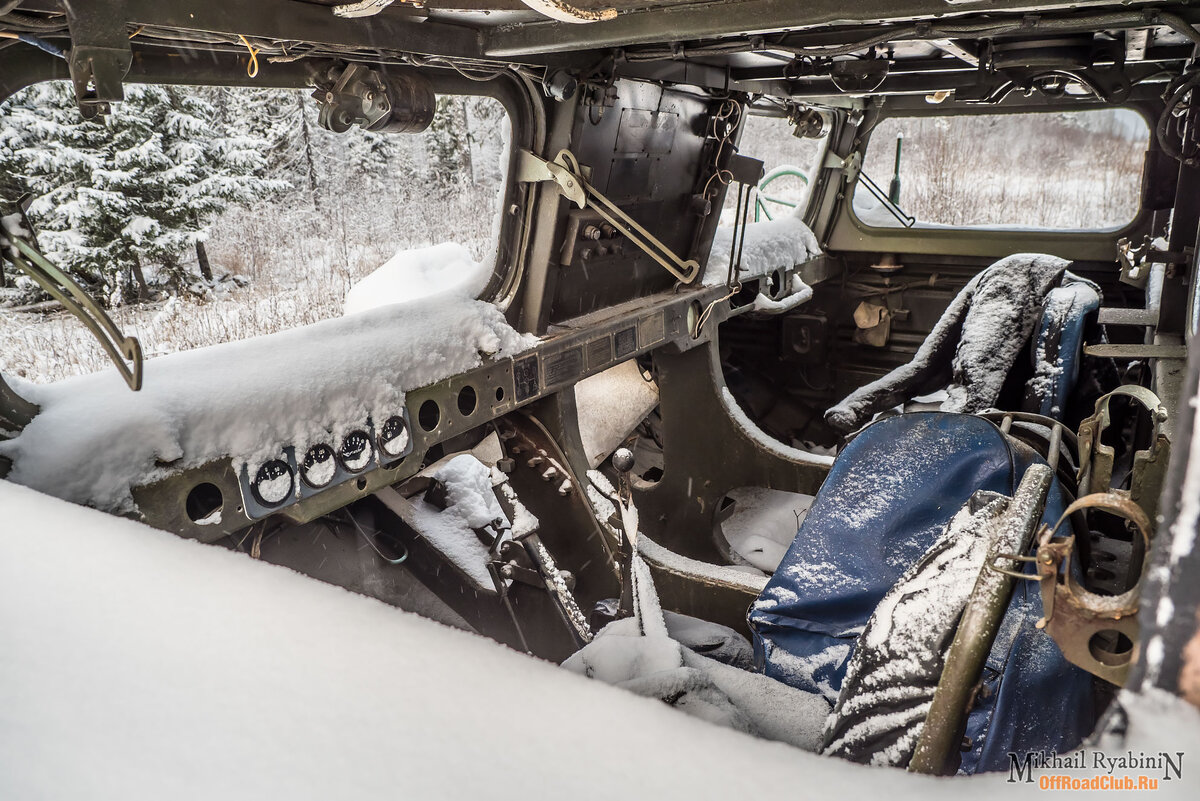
1023 279 1101 421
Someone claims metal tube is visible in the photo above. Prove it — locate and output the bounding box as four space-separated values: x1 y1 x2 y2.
909 464 1053 775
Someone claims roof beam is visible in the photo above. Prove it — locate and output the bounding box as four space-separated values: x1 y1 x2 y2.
483 0 1187 57
22 0 488 60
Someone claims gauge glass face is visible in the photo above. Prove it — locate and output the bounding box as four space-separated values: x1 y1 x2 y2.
378 416 410 458
338 430 374 473
301 444 336 488
252 459 294 507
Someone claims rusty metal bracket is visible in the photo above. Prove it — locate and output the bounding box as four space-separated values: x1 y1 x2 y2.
1033 492 1152 687
517 148 587 206
1117 235 1193 288
517 0 617 24
1077 385 1170 522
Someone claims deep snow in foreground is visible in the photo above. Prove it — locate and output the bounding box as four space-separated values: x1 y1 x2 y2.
0 295 536 512
3 479 1198 799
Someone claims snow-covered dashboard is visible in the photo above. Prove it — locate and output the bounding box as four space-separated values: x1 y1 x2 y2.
2 283 737 541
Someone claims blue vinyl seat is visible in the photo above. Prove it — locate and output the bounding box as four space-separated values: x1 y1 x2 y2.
748 412 1097 773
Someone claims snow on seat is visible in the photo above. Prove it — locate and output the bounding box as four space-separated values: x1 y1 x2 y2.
747 412 1098 772
825 254 1098 432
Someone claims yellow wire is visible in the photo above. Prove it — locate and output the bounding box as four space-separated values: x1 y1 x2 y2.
237 34 259 78
128 26 144 39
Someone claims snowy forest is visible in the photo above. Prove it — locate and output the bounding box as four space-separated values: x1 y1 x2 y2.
0 82 507 382
0 90 1147 384
856 108 1146 229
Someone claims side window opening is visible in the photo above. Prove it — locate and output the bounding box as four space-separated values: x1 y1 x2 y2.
720 110 830 226
0 82 510 384
851 108 1148 231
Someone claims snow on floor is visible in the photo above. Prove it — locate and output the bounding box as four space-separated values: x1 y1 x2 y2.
574 360 659 469
378 454 510 591
0 295 536 513
343 241 492 315
566 611 832 751
720 486 814 573
565 510 831 752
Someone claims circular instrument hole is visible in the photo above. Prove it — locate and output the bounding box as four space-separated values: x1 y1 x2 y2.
495 386 505 402
378 416 410 458
1088 629 1134 667
457 385 478 416
185 482 223 523
418 399 441 432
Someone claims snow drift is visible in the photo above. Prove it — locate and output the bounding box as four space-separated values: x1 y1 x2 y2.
343 241 493 315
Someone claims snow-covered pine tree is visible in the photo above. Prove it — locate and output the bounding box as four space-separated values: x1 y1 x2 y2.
152 86 287 286
5 82 137 299
426 96 470 193
0 82 283 303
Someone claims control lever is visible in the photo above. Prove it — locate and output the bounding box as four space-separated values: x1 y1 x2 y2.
518 149 701 283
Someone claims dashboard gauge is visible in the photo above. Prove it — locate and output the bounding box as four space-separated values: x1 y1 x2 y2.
251 459 294 507
378 415 410 458
301 443 336 489
338 430 374 473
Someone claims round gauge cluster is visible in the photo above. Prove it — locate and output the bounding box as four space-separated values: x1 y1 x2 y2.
251 459 295 507
378 415 410 459
296 416 411 489
338 430 374 473
242 413 413 520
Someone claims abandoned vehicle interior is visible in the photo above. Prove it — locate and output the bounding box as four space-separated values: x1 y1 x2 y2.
2 0 1200 781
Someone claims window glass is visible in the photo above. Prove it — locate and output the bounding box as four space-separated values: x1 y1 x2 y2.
720 111 829 226
0 83 508 383
852 108 1146 230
